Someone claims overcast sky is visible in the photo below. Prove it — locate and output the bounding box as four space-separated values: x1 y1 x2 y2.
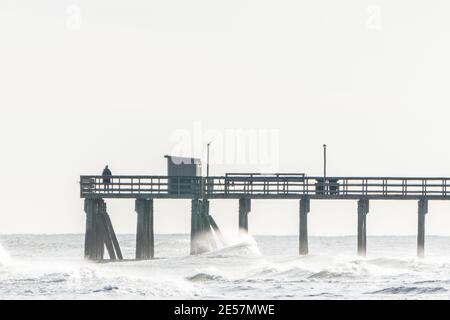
2 0 450 236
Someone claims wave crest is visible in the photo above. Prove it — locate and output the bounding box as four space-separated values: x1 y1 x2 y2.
368 286 447 295
203 240 262 259
186 272 226 282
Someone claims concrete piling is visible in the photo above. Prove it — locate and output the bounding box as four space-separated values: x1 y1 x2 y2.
299 197 310 255
239 198 251 233
357 198 369 256
135 199 154 260
417 199 428 258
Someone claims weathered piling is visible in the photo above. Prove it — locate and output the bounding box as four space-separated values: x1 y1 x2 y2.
417 199 428 258
103 212 123 260
84 199 122 261
299 197 310 255
190 199 199 255
98 201 116 260
135 199 154 260
357 198 369 256
191 199 217 254
239 198 251 233
208 215 226 246
84 199 104 260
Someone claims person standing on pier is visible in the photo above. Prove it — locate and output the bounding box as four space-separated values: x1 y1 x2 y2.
102 165 112 192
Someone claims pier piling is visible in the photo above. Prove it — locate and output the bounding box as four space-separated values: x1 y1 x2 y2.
357 199 369 256
84 199 122 261
135 199 154 260
103 212 123 260
84 199 104 260
99 202 116 260
417 199 428 258
190 199 199 255
191 199 216 254
299 197 310 255
239 198 251 233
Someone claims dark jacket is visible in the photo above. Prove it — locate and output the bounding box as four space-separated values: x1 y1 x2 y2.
102 168 112 183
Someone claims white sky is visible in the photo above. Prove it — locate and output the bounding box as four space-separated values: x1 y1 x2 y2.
1 1 450 236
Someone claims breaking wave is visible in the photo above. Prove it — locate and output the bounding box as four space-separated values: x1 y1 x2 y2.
368 286 447 295
307 270 355 280
186 272 226 282
3 234 450 299
203 238 262 259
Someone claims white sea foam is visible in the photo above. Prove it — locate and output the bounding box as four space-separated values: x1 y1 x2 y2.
0 242 12 266
1 234 450 299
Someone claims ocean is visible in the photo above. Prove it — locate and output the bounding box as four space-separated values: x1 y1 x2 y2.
1 234 450 299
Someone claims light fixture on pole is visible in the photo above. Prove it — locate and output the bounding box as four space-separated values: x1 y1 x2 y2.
207 141 212 177
323 144 327 181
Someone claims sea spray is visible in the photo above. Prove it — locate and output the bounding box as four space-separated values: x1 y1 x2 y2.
2 234 450 299
203 232 262 258
0 242 12 266
219 228 262 254
234 233 262 256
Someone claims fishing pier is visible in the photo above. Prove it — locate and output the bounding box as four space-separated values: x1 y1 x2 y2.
80 165 450 261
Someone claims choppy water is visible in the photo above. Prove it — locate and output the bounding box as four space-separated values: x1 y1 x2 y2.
1 234 450 299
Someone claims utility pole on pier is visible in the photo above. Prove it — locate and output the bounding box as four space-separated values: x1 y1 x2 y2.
207 141 212 177
323 144 327 181
323 144 327 193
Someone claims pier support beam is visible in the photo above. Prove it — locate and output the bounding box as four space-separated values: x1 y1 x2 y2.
84 199 104 260
84 199 122 261
357 199 369 257
417 199 428 258
135 199 154 260
208 215 226 246
190 199 200 255
239 198 251 234
191 199 216 255
299 197 310 255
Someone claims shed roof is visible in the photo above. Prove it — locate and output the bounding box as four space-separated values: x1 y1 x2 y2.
164 155 202 165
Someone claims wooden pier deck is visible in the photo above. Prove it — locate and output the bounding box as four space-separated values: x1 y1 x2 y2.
80 174 449 261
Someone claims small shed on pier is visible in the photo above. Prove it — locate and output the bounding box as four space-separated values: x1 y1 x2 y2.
165 155 202 195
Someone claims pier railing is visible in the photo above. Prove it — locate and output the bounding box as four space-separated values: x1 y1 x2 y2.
80 175 450 200
80 175 203 198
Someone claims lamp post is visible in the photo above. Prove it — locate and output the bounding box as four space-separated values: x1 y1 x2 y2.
323 144 327 191
207 141 212 177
